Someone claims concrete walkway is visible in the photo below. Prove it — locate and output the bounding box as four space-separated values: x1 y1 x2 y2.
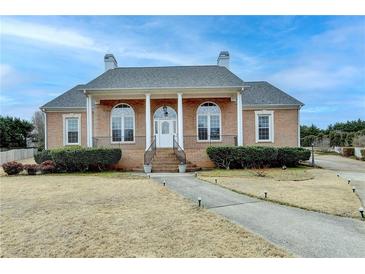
151 173 365 258
311 154 365 204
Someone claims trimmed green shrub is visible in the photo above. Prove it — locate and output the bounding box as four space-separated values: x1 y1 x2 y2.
2 161 23 175
34 149 52 164
206 146 235 169
342 147 355 157
277 147 311 167
34 147 122 172
206 146 310 169
234 146 278 168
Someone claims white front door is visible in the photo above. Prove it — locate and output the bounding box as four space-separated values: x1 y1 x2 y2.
156 119 176 147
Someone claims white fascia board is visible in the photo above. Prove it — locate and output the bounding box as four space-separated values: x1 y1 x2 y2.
243 104 301 110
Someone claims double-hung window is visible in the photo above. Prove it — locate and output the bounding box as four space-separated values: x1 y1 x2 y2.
255 111 274 142
63 114 80 145
111 104 135 143
197 102 221 141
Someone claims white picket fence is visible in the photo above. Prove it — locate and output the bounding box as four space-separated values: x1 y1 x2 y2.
0 148 37 164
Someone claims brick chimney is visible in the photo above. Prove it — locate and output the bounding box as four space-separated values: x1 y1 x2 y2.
217 51 230 69
104 54 118 71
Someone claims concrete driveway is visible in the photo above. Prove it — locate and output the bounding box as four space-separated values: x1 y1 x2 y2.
311 154 365 204
152 173 365 258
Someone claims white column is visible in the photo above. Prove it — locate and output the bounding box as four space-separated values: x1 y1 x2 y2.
43 111 47 150
86 95 93 147
237 91 243 146
177 93 184 149
145 93 151 150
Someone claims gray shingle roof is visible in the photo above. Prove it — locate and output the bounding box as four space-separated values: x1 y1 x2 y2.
41 85 86 109
243 81 304 106
41 70 303 110
83 65 244 89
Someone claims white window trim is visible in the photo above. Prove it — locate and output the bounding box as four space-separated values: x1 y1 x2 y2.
196 101 222 142
110 103 136 144
63 113 81 146
255 110 274 143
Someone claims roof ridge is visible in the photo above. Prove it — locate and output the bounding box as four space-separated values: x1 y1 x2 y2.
112 65 221 69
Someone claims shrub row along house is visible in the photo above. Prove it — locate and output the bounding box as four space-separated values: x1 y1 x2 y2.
40 52 304 172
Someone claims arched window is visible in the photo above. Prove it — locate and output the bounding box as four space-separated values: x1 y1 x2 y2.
111 103 135 142
197 102 221 141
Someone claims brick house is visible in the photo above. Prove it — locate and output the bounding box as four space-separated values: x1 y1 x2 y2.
41 51 303 172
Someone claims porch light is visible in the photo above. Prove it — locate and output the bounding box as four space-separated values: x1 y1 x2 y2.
198 197 202 207
163 106 168 117
359 207 364 218
352 186 356 193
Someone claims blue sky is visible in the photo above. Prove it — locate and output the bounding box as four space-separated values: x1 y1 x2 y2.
0 16 364 128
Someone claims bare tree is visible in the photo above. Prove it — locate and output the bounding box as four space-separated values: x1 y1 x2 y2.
32 111 45 149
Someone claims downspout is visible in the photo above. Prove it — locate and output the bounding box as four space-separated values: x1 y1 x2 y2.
42 109 47 150
298 106 301 147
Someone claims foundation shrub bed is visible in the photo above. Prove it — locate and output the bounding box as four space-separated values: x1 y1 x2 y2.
206 146 310 169
34 147 122 172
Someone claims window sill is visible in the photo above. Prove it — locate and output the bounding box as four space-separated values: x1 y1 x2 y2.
111 141 136 145
256 140 274 143
196 139 222 143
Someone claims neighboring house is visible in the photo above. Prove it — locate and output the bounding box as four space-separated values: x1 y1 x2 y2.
41 51 303 171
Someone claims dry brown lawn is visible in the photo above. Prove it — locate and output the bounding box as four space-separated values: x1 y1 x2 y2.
199 167 362 218
0 173 288 258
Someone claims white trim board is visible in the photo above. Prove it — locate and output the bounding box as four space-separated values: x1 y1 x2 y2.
63 113 81 146
255 110 274 143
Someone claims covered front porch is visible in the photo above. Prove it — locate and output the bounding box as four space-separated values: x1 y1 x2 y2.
85 88 243 170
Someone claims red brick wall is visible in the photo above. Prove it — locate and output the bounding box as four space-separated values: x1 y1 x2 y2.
46 112 87 148
45 101 299 170
243 108 299 147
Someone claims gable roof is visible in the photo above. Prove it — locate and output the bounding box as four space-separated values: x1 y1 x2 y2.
41 85 86 109
243 81 304 106
40 72 303 110
83 65 244 90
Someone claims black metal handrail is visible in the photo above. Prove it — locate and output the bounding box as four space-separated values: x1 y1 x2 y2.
173 136 186 165
144 137 156 165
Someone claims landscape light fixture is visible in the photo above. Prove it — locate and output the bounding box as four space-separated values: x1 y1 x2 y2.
195 172 198 177
215 178 218 184
348 179 351 184
264 191 268 199
163 179 166 186
352 186 356 193
359 207 364 218
198 197 202 207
